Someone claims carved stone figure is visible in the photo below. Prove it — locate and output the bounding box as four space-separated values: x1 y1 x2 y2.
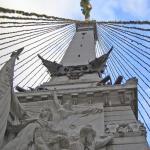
105 123 119 134
117 123 128 137
2 107 57 150
0 48 26 148
48 135 69 150
127 121 146 135
80 0 92 20
53 90 103 120
34 135 49 150
3 105 70 150
70 125 113 150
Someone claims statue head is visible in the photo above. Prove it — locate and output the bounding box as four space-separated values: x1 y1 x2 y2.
80 125 96 145
39 107 53 121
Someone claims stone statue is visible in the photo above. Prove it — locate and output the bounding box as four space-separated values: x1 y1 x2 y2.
5 105 79 150
70 125 113 150
105 123 119 134
0 48 27 148
0 47 105 150
0 48 67 150
48 135 70 150
2 107 62 150
53 90 103 120
80 0 92 20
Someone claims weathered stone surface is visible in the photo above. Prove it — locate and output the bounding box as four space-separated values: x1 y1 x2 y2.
0 48 24 148
105 121 146 137
107 143 148 150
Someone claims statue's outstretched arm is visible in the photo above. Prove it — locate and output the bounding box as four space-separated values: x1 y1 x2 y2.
95 136 113 149
53 90 63 110
77 105 103 116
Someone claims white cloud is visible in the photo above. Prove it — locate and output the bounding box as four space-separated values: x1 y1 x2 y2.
0 0 82 19
0 0 150 20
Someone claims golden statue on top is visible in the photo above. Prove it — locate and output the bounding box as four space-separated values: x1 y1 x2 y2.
80 0 92 21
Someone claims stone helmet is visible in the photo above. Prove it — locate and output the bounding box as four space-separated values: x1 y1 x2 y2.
80 125 96 139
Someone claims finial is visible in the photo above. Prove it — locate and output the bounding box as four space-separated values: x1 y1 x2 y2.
80 0 92 21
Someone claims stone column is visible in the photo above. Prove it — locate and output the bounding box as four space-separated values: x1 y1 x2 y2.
86 92 94 104
57 94 63 105
72 93 78 105
102 92 111 106
118 90 125 104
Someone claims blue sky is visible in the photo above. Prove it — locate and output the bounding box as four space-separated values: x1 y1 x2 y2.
0 0 150 21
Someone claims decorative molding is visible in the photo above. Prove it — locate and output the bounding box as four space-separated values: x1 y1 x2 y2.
105 121 146 137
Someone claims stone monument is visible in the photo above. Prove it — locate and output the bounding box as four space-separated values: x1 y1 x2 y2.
0 21 149 150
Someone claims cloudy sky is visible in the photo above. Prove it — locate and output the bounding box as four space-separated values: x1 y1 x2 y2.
0 0 150 21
